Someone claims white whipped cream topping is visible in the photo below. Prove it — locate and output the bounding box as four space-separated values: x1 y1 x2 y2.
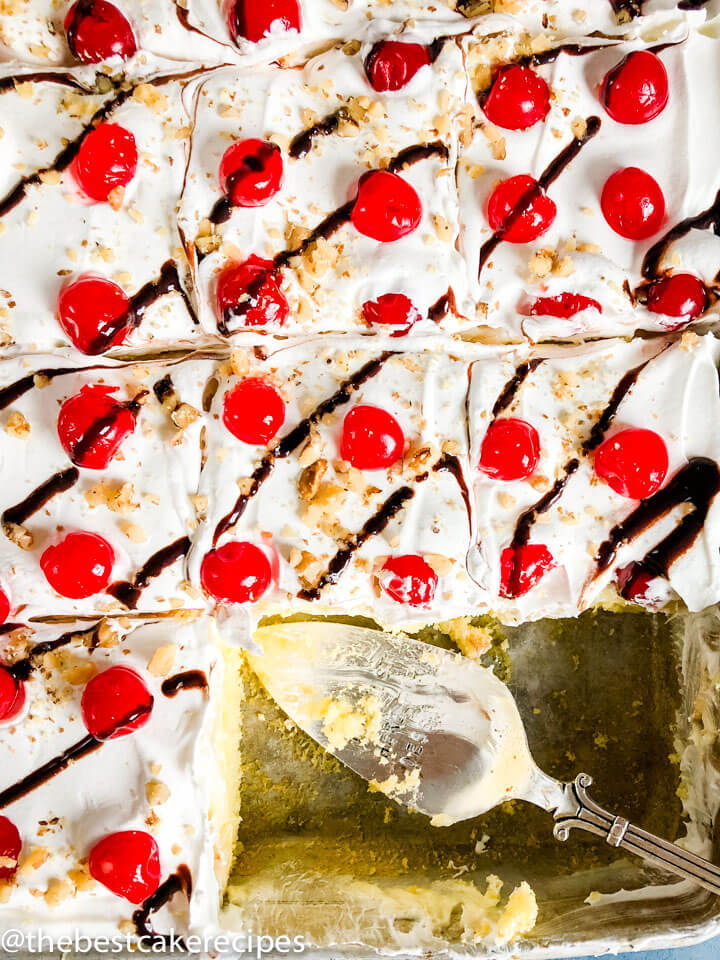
458 22 720 339
0 70 201 353
179 29 481 341
468 333 720 622
0 352 212 618
188 340 485 624
0 615 222 940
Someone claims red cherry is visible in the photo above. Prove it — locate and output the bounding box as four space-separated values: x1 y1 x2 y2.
351 171 422 243
646 273 707 326
529 293 602 318
481 65 551 131
487 175 556 243
0 587 9 625
64 0 136 64
364 41 431 93
57 275 133 355
0 817 21 880
201 542 271 604
223 378 285 445
57 384 138 469
499 543 554 598
89 831 161 903
602 50 669 126
216 257 289 331
601 167 665 240
340 405 405 470
219 139 283 209
82 665 153 740
0 668 25 724
479 418 540 482
41 532 115 599
595 428 668 499
227 0 301 44
71 123 137 202
616 561 657 606
379 555 438 606
362 294 421 336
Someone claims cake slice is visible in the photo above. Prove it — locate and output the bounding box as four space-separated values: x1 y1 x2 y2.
179 26 479 340
188 342 483 624
0 67 202 354
0 352 212 618
468 332 720 622
0 613 239 943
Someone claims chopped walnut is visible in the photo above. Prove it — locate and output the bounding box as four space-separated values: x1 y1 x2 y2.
4 411 30 438
121 522 148 544
44 877 74 908
171 403 200 430
147 644 177 678
3 522 33 550
146 780 171 806
19 846 50 875
298 459 327 502
68 864 96 892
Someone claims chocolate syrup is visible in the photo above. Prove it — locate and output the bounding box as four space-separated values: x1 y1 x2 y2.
0 701 152 808
642 187 720 281
593 457 720 579
434 453 471 529
0 73 89 94
2 467 79 529
478 116 601 276
213 352 394 545
9 622 102 683
0 363 116 411
428 288 457 324
161 670 209 698
107 536 191 609
69 392 146 465
387 141 448 174
132 865 192 944
290 107 348 159
153 374 175 406
492 359 544 418
298 482 420 601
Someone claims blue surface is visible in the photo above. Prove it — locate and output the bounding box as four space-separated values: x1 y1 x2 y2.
574 943 718 959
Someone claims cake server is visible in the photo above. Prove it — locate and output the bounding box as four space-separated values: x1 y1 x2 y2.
250 620 720 895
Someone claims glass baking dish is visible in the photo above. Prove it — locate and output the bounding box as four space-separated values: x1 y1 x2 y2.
221 608 720 957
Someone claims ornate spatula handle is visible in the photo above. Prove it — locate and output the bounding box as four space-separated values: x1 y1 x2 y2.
554 774 720 896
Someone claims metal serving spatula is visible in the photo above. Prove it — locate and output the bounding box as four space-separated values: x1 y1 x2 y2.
249 621 720 895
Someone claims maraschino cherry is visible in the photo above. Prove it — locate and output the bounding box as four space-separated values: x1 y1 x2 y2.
0 586 9 626
89 831 161 903
482 65 551 131
601 167 665 240
0 817 21 880
72 123 137 202
479 418 540 482
364 41 431 92
529 293 602 318
500 543 554 598
57 384 138 469
0 668 25 725
216 257 289 330
362 294 421 335
341 405 405 469
351 171 422 242
646 273 708 326
226 0 301 44
82 665 153 739
379 556 438 606
58 275 133 355
595 428 668 499
201 542 272 604
65 1 136 64
602 51 669 125
41 532 115 599
223 378 285 445
487 175 556 243
219 139 283 208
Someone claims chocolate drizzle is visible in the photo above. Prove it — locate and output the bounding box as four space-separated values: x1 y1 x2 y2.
107 536 191 609
153 374 175 406
0 700 152 809
213 352 394 545
133 865 192 945
290 107 349 159
161 670 209 698
387 141 448 174
298 482 420 601
642 187 720 281
0 72 89 94
592 457 720 582
9 623 101 683
70 393 146 465
428 288 457 324
0 365 110 411
0 87 133 218
478 116 601 276
2 467 79 531
434 453 471 530
492 359 544 418
520 42 619 68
